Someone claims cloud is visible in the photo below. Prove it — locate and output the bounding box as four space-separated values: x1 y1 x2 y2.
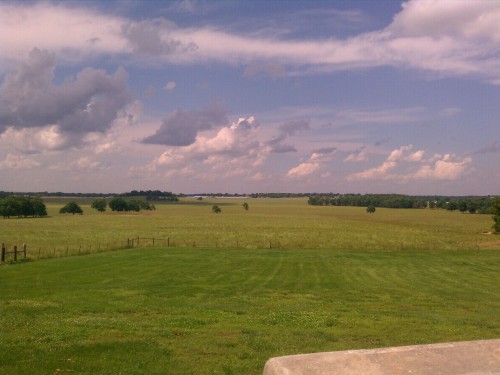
387 144 413 162
348 145 470 182
411 155 472 180
475 141 500 155
344 146 368 162
49 156 106 172
405 149 425 162
142 102 229 146
0 126 68 154
147 116 269 182
164 81 176 91
2 1 500 83
0 2 127 65
153 116 262 165
348 160 397 181
121 18 197 56
0 49 133 148
0 154 41 169
286 147 336 179
268 120 310 153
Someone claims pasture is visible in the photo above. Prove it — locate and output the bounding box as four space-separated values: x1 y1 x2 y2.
1 198 499 374
1 198 498 258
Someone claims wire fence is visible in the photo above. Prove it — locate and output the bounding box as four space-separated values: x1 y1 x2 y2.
1 237 295 263
1 234 485 264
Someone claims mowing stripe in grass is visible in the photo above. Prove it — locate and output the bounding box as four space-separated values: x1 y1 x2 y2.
1 247 499 374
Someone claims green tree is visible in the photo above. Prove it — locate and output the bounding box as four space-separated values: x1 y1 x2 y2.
30 197 48 217
492 198 500 234
109 198 129 212
127 200 141 212
0 196 47 218
91 199 107 213
457 200 468 213
447 201 458 211
212 205 221 214
0 196 21 218
242 202 249 211
59 202 83 215
139 201 154 211
366 205 376 213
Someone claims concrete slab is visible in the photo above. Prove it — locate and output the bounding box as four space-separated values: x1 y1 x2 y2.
263 339 500 375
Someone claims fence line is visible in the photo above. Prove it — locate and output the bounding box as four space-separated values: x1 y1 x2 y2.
3 235 471 263
1 242 27 263
1 236 293 262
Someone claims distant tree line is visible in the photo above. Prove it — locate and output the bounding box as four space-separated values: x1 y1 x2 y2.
0 190 178 202
0 191 113 198
250 193 309 198
0 195 47 218
307 194 497 214
120 190 178 202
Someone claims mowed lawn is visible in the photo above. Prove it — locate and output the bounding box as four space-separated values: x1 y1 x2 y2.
1 247 499 374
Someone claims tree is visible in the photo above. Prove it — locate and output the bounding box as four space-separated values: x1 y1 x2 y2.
127 200 141 212
242 202 249 211
447 201 458 211
31 197 48 217
0 196 47 218
59 202 83 215
492 198 500 234
109 197 128 212
467 201 477 214
366 205 376 213
91 199 107 213
212 205 221 214
457 200 468 213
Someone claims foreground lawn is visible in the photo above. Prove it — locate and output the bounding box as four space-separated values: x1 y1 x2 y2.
1 247 499 374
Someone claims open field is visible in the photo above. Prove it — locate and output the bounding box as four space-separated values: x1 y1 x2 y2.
1 247 499 374
1 198 498 260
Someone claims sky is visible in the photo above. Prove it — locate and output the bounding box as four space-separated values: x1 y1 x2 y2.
0 0 499 195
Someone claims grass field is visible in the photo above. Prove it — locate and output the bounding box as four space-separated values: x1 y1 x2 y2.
1 198 499 374
1 247 500 374
1 198 498 259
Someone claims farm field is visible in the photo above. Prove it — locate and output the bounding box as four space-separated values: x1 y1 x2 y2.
1 247 499 374
1 198 498 259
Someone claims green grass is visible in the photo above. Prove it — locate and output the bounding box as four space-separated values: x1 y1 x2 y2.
1 247 499 374
1 198 498 259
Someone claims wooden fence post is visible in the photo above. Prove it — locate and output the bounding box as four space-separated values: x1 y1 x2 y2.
14 245 18 262
1 243 5 263
23 243 27 259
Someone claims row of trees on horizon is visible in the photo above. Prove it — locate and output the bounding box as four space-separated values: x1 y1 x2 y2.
307 194 496 214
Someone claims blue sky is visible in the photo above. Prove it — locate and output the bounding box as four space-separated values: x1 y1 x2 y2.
0 0 499 195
